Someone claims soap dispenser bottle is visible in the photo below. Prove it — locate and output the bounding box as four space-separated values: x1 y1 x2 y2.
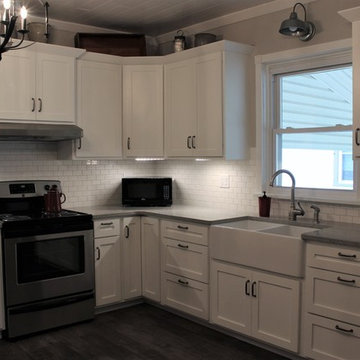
258 191 271 217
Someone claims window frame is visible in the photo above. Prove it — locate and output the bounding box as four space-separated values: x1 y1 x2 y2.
255 39 359 204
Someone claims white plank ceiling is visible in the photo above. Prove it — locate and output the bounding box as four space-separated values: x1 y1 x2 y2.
26 0 275 36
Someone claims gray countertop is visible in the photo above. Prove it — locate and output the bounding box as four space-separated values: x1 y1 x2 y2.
69 205 360 248
70 205 249 225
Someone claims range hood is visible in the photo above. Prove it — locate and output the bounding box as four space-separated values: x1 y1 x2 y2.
0 123 83 141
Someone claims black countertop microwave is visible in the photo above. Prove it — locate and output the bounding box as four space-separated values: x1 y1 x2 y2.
122 177 172 207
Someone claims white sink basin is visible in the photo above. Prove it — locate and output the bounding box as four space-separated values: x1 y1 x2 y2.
217 219 280 231
210 219 317 277
259 225 315 238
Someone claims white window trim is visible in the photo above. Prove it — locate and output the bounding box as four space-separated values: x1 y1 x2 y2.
254 38 360 205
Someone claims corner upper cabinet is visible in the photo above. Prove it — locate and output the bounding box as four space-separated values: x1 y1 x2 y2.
0 42 84 123
123 64 164 157
339 8 360 157
75 54 122 158
164 41 253 159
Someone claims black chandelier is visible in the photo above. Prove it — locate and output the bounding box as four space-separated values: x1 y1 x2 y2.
0 0 30 60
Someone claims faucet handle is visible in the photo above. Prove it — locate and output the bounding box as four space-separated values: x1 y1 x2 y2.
297 201 305 216
310 204 320 223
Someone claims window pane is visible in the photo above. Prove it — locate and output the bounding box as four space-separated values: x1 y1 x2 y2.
276 131 353 190
279 66 352 129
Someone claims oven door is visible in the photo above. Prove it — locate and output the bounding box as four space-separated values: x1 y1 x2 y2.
3 229 94 307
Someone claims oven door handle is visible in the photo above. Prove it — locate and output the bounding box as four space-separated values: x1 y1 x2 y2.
96 246 101 260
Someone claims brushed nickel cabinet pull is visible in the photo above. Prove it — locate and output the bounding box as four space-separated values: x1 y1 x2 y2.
337 276 356 284
177 243 189 249
335 325 354 334
356 128 360 146
192 135 196 149
177 225 189 230
245 280 250 296
178 279 189 286
187 136 192 149
38 98 42 112
338 252 357 259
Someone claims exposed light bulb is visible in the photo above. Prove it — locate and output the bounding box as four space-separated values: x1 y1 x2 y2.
20 5 27 19
3 0 11 10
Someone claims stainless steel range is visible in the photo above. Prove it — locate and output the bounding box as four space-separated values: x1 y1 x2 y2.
0 180 95 338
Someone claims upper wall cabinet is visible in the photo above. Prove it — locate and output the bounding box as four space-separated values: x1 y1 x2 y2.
339 8 360 158
164 41 253 159
0 42 84 124
76 55 122 159
123 64 164 157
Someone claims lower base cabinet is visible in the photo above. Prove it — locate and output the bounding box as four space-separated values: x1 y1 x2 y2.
210 260 300 352
304 313 360 360
95 234 122 306
141 217 161 302
161 272 209 320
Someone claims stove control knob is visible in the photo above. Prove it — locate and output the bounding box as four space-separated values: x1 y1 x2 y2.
44 184 50 191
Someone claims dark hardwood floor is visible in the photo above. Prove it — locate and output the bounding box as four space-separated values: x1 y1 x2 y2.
0 303 289 360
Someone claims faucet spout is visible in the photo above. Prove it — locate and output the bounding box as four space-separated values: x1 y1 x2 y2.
269 169 305 221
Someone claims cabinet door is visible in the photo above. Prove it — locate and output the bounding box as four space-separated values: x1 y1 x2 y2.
123 65 163 157
353 21 360 158
195 53 223 157
141 217 161 302
0 233 4 330
165 59 196 156
76 60 122 158
0 49 36 120
36 52 76 123
210 260 252 335
122 217 142 300
95 236 122 306
251 271 300 352
304 313 360 360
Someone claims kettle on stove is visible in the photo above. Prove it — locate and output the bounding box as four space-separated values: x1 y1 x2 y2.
44 184 66 213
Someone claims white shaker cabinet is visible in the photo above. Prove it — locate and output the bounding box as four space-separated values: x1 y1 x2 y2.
210 260 300 352
304 242 360 360
339 9 360 157
0 42 83 123
123 65 164 157
0 232 5 331
121 217 142 300
165 42 253 159
94 218 122 307
75 56 122 158
141 217 161 302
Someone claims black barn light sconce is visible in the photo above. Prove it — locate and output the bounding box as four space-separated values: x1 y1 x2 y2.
279 2 316 41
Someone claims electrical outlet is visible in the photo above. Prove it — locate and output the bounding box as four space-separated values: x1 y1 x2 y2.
220 175 230 188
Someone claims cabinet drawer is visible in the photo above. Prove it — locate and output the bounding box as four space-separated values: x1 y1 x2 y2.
304 313 360 360
162 238 208 283
307 243 360 276
94 218 120 238
161 272 209 320
161 220 208 246
306 267 360 326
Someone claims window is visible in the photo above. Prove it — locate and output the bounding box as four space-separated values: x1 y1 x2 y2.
256 41 358 203
274 65 353 190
